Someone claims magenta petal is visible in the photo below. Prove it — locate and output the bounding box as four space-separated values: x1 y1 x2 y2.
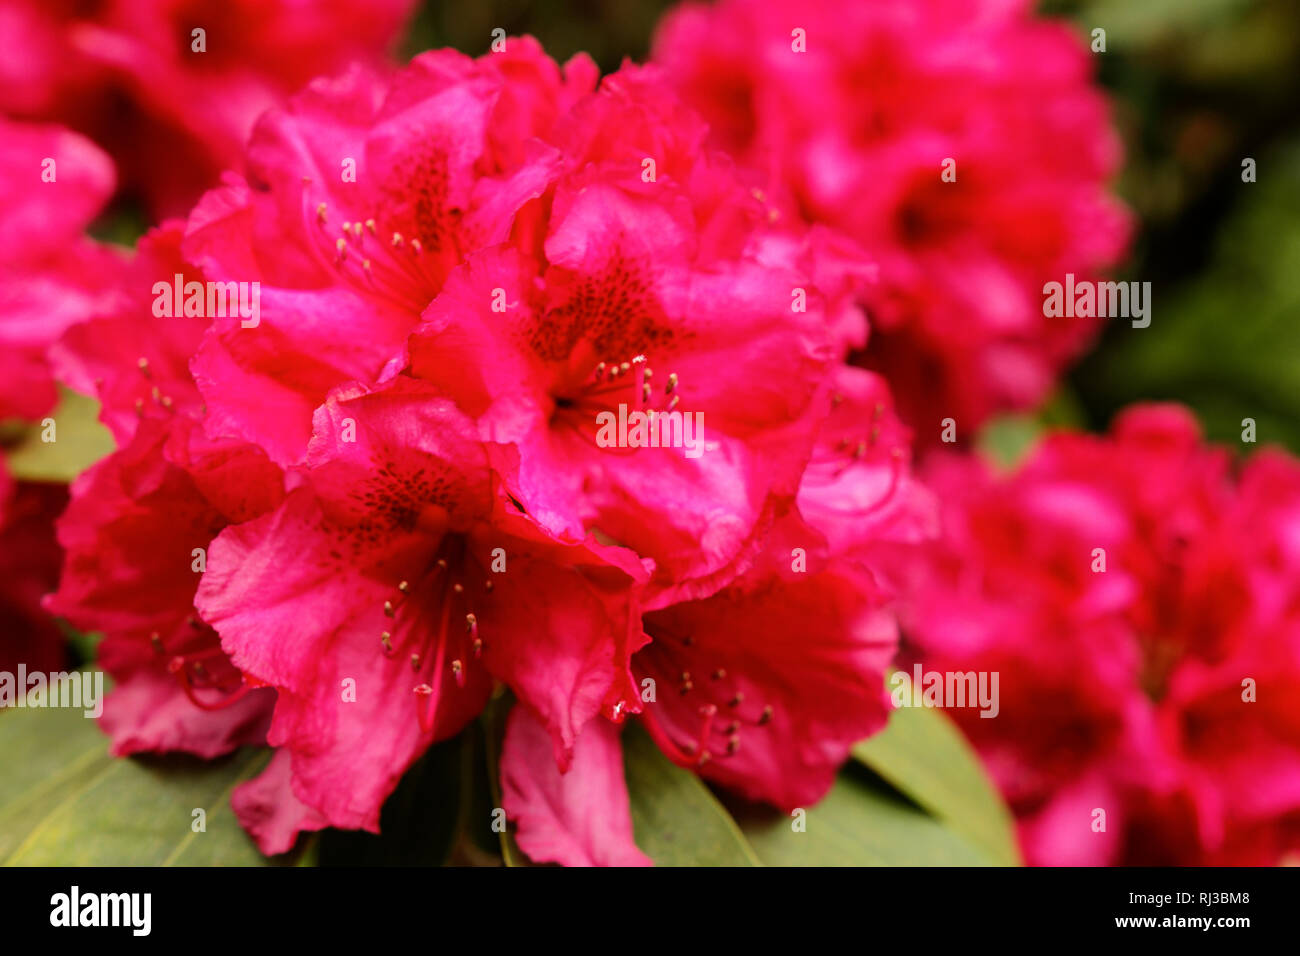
501 705 651 867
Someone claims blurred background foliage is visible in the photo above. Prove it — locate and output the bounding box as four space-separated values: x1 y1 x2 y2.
1045 0 1300 451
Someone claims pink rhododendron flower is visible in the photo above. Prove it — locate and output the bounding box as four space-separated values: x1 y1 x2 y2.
48 415 282 756
180 38 594 467
500 512 907 866
0 116 123 423
491 370 930 866
46 223 284 757
194 378 649 847
404 64 844 605
902 406 1300 864
40 37 930 865
0 0 417 216
653 0 1131 436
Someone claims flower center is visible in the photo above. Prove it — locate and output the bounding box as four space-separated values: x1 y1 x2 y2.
634 621 775 767
373 534 494 734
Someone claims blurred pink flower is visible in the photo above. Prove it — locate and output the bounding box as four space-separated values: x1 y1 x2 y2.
653 0 1131 437
0 116 123 423
0 0 418 216
903 406 1300 864
0 465 68 677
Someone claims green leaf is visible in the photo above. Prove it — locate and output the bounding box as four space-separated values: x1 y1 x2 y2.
622 724 760 866
480 693 536 867
976 414 1042 470
4 387 114 482
0 697 297 866
728 764 994 865
852 703 1021 865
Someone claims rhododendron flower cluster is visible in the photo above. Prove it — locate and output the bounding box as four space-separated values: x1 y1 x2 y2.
40 39 932 864
8 0 1294 873
901 406 1300 865
652 0 1132 436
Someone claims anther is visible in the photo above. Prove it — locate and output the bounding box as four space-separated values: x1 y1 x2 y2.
316 203 328 223
411 653 421 671
759 705 774 725
384 600 395 617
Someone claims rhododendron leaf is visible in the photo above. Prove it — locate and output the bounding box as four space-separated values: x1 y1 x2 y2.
0 700 112 863
621 724 760 867
729 764 993 866
852 704 1020 866
481 694 541 867
3 387 114 482
0 700 301 865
